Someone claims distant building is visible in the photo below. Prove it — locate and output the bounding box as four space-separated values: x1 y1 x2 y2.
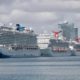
74 28 78 40
58 21 78 41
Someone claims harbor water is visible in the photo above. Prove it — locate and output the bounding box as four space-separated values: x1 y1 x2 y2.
0 56 80 80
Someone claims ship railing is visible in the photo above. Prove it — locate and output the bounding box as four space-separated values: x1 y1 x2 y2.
52 47 69 52
11 45 39 50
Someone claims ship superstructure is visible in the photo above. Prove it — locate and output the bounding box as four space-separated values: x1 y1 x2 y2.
48 39 73 56
37 33 52 49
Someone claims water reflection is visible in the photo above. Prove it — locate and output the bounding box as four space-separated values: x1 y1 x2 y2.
0 57 80 80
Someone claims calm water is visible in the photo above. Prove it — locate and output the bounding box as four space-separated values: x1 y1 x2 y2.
0 57 80 80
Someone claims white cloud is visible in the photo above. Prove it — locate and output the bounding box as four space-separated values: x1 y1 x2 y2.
12 0 80 12
0 14 10 23
0 0 80 33
9 10 57 24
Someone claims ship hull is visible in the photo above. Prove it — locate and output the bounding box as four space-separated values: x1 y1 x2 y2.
50 52 73 57
42 49 75 57
0 47 41 58
75 51 80 56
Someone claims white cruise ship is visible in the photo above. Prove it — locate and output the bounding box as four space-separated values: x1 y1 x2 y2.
0 24 41 58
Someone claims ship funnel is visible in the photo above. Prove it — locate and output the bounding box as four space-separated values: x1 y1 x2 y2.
53 31 62 39
16 24 25 31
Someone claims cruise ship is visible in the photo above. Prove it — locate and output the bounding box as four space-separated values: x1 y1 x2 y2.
0 24 41 58
48 39 74 57
37 33 52 56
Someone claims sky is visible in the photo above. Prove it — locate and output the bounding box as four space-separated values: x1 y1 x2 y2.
0 0 80 34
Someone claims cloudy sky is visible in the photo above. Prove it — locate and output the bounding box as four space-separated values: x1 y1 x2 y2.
0 0 80 33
